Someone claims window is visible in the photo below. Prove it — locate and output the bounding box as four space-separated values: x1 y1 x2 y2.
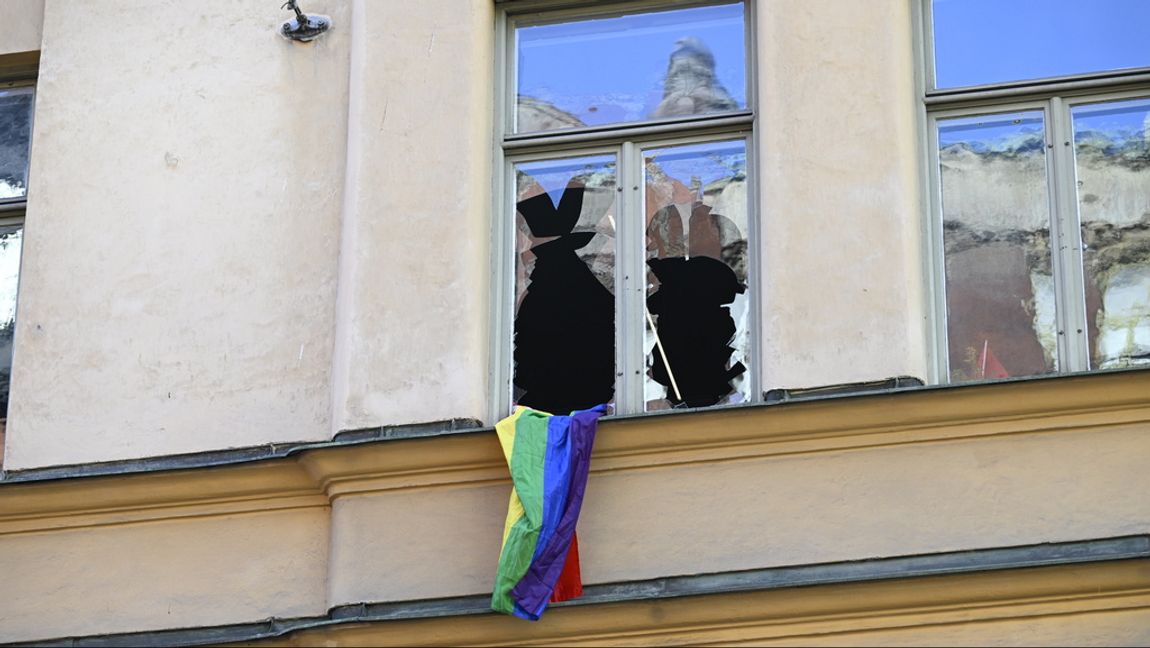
0 80 32 420
494 1 757 416
924 0 1150 383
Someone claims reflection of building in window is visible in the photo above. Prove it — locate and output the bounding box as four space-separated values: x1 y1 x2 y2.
642 143 749 409
653 37 738 118
938 116 1150 380
927 0 1150 383
501 1 754 416
513 3 747 131
0 83 31 452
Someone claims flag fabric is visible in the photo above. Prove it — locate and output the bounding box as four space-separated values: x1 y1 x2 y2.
491 404 607 620
979 339 1010 379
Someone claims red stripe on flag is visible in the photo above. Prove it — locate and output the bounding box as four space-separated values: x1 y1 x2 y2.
549 532 583 603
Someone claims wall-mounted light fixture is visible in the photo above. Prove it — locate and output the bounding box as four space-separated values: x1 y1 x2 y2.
280 0 331 42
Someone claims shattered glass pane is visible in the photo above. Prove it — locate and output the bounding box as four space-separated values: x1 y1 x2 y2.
514 3 746 133
932 0 1150 89
1072 97 1150 370
513 155 617 414
642 140 749 411
0 87 34 201
0 225 22 417
938 111 1058 382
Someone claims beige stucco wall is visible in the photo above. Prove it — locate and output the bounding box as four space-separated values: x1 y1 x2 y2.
328 0 493 433
5 0 495 468
5 0 927 463
758 0 930 391
5 0 352 468
0 0 43 56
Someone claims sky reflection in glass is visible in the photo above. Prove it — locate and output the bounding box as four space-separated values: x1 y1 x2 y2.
932 0 1150 89
515 3 745 133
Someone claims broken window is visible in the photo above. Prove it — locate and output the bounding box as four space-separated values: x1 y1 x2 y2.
643 140 749 410
499 1 755 416
513 156 617 415
925 0 1150 382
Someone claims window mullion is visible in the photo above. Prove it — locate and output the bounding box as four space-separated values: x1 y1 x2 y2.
492 154 515 419
924 114 950 383
616 140 645 415
1047 96 1091 373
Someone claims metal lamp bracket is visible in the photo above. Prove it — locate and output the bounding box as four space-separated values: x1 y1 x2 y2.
281 0 331 42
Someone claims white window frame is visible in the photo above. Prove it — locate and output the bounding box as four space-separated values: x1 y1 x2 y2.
491 0 760 418
918 0 1150 382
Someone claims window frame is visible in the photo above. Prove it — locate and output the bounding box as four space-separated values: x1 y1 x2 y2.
491 0 760 418
0 77 33 430
0 79 35 213
918 0 1150 383
921 0 1150 96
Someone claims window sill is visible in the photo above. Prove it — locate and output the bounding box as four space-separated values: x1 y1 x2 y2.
2 366 1148 528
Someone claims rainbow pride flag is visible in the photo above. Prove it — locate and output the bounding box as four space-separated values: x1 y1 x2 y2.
492 404 607 620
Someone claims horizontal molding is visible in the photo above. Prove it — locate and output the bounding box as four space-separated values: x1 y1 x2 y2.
13 536 1150 647
3 370 1150 528
308 369 1150 498
0 460 325 535
0 418 484 484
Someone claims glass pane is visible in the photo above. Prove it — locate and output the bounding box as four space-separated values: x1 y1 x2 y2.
0 225 22 417
1072 97 1150 370
513 155 617 414
938 111 1057 382
932 0 1150 89
0 87 35 200
643 140 749 410
515 3 746 133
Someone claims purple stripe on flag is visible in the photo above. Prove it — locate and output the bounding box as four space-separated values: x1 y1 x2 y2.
511 405 606 617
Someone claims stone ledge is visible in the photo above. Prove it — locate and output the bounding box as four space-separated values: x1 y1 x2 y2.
10 535 1148 647
3 370 1150 530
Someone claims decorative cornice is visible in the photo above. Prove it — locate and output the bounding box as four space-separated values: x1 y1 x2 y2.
304 369 1150 499
2 370 1149 531
11 536 1150 647
0 460 324 534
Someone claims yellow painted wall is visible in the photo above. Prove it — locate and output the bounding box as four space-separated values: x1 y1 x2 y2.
2 375 1147 643
237 556 1150 646
326 406 1150 606
0 507 330 643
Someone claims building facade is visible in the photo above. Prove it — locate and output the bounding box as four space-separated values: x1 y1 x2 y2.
0 0 1148 645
